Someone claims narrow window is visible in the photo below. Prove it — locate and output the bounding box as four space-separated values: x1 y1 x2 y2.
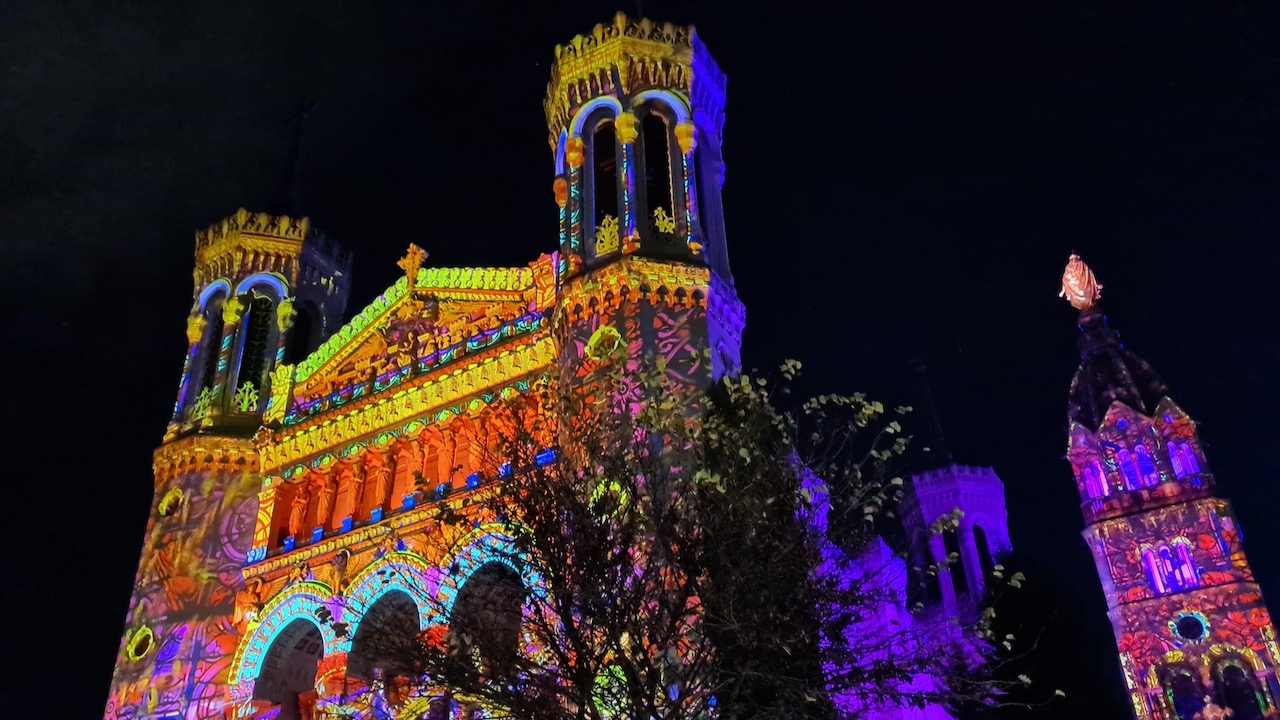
1174 543 1199 589
1160 545 1186 592
592 121 619 226
1118 449 1141 490
1164 666 1206 720
973 525 996 585
1169 443 1185 477
1142 548 1167 595
641 111 674 232
283 302 318 365
1216 660 1267 720
236 296 275 405
1084 462 1109 499
1180 443 1201 475
199 298 225 392
1136 445 1159 487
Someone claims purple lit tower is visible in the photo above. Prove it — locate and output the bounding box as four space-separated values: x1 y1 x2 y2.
899 358 1012 620
1059 255 1280 720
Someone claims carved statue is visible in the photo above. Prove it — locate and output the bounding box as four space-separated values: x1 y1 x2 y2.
365 450 392 510
438 431 457 485
398 244 428 292
286 560 313 586
334 460 356 519
1059 253 1104 311
186 314 207 345
232 578 265 631
222 294 247 325
316 549 351 593
276 296 297 332
288 484 311 537
313 472 337 529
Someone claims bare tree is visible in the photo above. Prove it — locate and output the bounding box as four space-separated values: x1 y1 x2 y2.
338 357 1038 720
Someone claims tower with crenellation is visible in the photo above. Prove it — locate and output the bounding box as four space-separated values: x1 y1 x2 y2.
1059 255 1280 720
546 13 744 390
103 209 351 720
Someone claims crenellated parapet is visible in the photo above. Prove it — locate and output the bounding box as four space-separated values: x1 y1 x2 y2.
152 434 260 487
544 14 697 135
545 12 731 281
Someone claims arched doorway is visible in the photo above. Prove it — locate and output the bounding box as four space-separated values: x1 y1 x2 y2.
1215 659 1268 720
449 562 525 676
252 618 324 720
348 590 422 687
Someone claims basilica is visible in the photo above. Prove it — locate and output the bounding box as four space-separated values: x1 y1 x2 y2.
103 14 1016 720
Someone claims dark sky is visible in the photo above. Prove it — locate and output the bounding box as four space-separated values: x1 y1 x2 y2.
4 1 1279 717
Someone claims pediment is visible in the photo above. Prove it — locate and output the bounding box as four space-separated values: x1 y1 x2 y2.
276 265 545 422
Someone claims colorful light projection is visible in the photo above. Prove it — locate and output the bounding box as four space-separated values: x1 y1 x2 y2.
109 13 751 720
1061 255 1280 720
104 440 261 720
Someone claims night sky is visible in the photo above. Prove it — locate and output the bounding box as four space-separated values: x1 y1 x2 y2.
4 1 1279 717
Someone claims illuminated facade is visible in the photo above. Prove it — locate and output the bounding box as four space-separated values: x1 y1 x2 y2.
104 15 743 720
1060 256 1280 720
104 15 1002 720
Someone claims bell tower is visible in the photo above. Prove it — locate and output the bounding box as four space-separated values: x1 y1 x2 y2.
546 13 744 387
169 209 352 438
1059 255 1280 720
104 210 350 720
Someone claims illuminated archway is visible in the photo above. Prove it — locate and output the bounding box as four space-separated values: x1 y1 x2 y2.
228 581 341 690
252 617 324 720
344 551 435 646
431 526 542 624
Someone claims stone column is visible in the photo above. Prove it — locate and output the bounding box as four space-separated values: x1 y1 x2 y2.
173 313 205 420
249 483 279 562
928 534 958 617
211 294 248 421
615 112 640 252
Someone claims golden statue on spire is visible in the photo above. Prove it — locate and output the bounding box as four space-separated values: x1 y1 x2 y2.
398 243 428 292
1059 253 1103 311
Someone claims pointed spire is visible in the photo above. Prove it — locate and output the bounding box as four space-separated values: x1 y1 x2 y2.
909 353 953 469
1060 254 1168 428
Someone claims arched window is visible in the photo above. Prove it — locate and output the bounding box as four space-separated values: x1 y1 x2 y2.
1215 658 1267 720
1118 449 1141 490
1141 548 1167 595
1169 443 1185 477
185 295 226 415
449 562 525 678
1162 665 1206 720
1172 541 1200 590
348 590 420 685
587 118 620 257
1143 541 1199 595
234 295 276 412
1082 462 1109 499
639 110 675 238
252 618 324 720
1136 444 1159 487
1179 443 1201 475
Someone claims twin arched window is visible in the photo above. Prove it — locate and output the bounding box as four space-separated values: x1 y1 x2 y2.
1141 539 1199 595
581 103 684 259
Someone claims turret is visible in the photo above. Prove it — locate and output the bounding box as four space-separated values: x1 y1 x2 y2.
545 12 731 284
168 209 352 439
546 14 744 386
